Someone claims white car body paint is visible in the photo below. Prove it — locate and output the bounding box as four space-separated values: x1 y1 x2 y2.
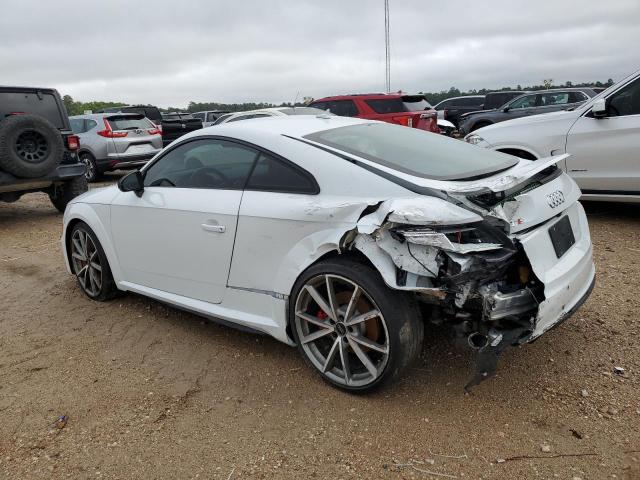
62 115 595 355
465 69 640 203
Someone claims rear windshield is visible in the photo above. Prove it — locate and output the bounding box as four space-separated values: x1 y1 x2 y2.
304 123 518 181
366 96 431 114
279 107 330 115
122 106 161 121
107 116 153 130
401 95 432 111
485 92 525 110
0 90 66 129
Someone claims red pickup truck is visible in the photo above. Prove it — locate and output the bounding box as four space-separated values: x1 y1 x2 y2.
309 93 439 133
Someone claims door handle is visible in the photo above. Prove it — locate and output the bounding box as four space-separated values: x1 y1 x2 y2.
201 223 226 233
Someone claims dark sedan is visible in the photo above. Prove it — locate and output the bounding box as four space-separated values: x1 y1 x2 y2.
458 88 600 135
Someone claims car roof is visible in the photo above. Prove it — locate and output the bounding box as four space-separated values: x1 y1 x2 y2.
314 93 406 102
70 113 143 120
194 115 366 139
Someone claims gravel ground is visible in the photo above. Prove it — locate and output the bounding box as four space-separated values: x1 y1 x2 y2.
1 179 639 479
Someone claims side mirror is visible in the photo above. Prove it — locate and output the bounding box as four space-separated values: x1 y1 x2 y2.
502 107 510 113
118 170 144 197
591 98 607 118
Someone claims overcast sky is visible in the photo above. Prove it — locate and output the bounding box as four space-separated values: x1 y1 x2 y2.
1 0 639 107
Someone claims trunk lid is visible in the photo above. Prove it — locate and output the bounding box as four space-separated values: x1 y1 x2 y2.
450 155 581 234
106 114 162 155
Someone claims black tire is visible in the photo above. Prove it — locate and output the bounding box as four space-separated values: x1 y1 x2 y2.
79 152 101 182
470 121 491 132
0 114 64 178
68 222 119 301
290 257 424 393
49 175 88 213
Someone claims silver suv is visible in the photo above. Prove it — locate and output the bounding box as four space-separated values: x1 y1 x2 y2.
70 113 163 182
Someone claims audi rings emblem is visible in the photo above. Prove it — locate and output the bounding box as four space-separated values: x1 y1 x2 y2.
546 190 565 208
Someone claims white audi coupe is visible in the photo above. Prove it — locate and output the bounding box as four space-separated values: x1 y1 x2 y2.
62 115 595 392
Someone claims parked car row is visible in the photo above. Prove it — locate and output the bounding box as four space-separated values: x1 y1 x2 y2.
457 87 601 135
464 70 640 203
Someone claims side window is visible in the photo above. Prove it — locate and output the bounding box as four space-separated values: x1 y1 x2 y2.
85 119 98 131
436 100 452 109
246 153 318 194
228 114 254 122
212 113 232 125
608 79 640 117
70 118 86 134
206 112 219 122
310 102 327 111
540 92 570 106
326 100 359 117
458 97 483 107
143 139 258 190
192 112 205 121
567 92 588 103
509 95 537 109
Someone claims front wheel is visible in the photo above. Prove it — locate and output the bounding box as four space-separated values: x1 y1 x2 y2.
69 222 119 301
290 258 424 392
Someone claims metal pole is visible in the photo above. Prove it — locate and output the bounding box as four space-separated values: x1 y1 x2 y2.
384 0 390 93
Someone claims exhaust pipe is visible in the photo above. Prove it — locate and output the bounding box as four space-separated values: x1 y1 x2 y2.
467 332 488 350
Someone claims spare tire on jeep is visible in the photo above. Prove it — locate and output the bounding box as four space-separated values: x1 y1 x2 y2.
0 114 64 178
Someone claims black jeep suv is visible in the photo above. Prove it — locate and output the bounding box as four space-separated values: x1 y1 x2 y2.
0 86 87 212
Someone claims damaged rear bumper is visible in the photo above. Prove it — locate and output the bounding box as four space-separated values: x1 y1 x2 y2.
346 190 595 389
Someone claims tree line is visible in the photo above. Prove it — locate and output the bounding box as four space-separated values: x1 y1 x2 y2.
62 79 614 116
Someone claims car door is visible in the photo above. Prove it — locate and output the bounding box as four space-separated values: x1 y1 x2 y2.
565 77 640 193
78 118 101 156
227 151 320 293
110 138 259 303
503 94 539 120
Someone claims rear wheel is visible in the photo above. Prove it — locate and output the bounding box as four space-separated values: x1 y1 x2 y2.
290 258 424 392
69 222 118 301
48 175 88 212
80 152 101 182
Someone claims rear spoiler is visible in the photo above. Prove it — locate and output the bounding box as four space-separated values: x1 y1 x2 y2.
105 113 145 121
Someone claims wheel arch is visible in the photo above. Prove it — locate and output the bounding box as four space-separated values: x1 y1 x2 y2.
63 205 124 285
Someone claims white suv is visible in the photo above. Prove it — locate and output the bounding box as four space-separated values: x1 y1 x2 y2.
465 70 640 203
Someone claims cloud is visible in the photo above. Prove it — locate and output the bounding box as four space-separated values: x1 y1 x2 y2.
1 0 638 107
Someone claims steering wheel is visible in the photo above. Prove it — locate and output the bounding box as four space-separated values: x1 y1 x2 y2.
189 167 228 188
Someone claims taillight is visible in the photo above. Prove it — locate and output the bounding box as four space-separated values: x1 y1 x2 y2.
420 111 438 120
392 116 410 127
147 127 162 136
66 134 80 151
97 118 128 138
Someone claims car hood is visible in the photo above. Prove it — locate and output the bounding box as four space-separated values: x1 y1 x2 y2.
479 109 578 132
460 108 494 119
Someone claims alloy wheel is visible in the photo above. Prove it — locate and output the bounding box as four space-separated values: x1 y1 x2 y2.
70 229 103 297
294 274 390 387
81 155 96 181
15 130 48 163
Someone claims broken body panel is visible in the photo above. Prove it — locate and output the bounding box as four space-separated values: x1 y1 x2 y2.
265 154 595 387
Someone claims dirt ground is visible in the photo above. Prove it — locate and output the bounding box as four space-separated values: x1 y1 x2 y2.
1 176 639 480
